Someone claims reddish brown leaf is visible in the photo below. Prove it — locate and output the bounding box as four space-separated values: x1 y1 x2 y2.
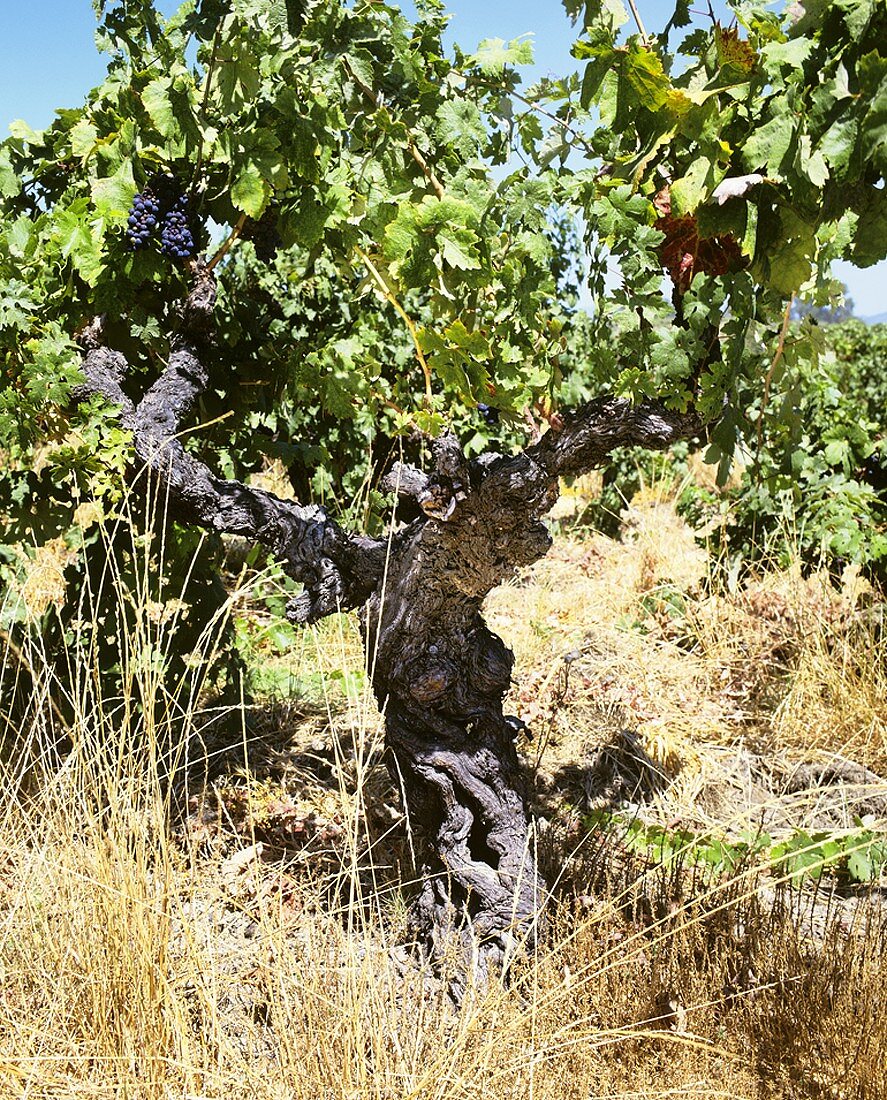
715 25 757 73
654 187 745 292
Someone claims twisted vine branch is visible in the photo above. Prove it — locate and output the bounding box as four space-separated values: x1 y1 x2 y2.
74 268 386 623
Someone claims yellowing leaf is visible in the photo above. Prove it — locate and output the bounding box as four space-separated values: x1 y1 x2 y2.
70 118 98 159
715 25 756 73
231 163 270 218
624 48 672 112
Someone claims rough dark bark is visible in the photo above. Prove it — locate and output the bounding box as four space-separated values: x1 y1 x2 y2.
75 269 706 992
366 403 702 990
74 271 386 624
364 439 557 988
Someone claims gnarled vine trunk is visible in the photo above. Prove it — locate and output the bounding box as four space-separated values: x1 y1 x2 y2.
76 267 705 991
364 441 557 985
358 408 702 986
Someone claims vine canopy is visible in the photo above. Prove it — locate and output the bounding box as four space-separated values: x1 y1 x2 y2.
0 0 884 515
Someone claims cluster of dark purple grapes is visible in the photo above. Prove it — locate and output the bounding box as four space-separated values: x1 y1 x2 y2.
242 206 282 262
126 191 161 249
861 453 887 493
125 175 196 261
159 194 196 260
477 403 500 427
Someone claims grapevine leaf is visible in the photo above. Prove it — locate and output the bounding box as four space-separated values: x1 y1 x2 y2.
654 187 745 291
851 187 887 267
798 136 829 188
571 0 629 33
818 117 858 175
0 147 19 198
217 52 262 109
91 160 137 221
469 36 534 75
142 73 198 142
231 163 270 219
439 235 480 271
4 216 33 258
8 120 42 144
70 118 99 159
579 48 617 108
743 113 794 177
715 25 756 74
435 101 487 158
52 206 105 286
142 77 178 139
0 280 39 331
761 39 813 71
624 47 673 112
834 0 875 37
767 210 815 295
670 159 712 215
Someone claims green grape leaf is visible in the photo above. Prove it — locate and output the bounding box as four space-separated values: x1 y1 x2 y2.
231 163 270 218
91 160 137 221
624 47 673 112
70 118 99 159
0 147 19 198
469 36 534 75
743 113 794 176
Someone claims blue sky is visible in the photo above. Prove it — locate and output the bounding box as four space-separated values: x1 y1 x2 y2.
1 1 883 314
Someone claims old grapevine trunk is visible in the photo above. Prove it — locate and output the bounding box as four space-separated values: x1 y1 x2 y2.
77 268 704 987
361 409 703 984
365 441 557 983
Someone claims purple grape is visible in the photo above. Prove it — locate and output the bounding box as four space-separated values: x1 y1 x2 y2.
125 187 160 250
159 193 195 260
126 173 197 260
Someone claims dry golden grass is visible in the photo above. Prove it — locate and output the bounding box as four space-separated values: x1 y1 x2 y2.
0 486 885 1100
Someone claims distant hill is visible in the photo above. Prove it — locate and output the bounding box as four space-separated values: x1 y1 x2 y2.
862 312 887 324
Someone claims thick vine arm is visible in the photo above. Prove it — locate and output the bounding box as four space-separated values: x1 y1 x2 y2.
530 396 704 481
74 277 386 624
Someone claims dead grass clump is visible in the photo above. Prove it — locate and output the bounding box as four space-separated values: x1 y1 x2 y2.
773 605 887 773
3 744 884 1100
490 487 887 839
0 496 885 1098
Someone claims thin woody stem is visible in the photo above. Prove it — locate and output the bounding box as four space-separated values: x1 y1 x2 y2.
626 0 649 42
207 213 248 272
405 139 446 200
356 247 434 408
